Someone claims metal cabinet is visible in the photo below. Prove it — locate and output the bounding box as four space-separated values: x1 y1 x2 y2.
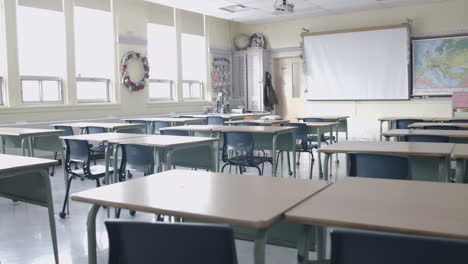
232 49 270 111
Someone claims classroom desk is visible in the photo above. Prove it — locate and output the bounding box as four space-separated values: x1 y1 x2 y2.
0 154 59 264
52 122 144 134
225 119 289 125
71 170 331 264
378 117 438 141
297 116 349 140
60 133 147 185
121 117 205 134
107 135 218 177
450 144 468 183
318 141 455 182
433 117 468 122
0 127 63 156
286 177 468 263
409 122 468 129
382 129 468 144
160 125 296 177
178 112 269 120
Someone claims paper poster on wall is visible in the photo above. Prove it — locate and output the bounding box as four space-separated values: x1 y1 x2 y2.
412 35 468 96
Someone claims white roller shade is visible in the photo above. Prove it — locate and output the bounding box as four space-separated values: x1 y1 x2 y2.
74 0 111 12
147 2 174 27
178 9 204 36
18 0 63 12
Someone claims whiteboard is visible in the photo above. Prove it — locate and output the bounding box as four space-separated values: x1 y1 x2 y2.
303 26 410 100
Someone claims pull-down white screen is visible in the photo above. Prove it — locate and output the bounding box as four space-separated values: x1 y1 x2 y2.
304 26 410 100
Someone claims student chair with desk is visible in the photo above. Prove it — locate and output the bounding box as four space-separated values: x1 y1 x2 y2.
50 125 75 176
348 153 411 180
59 139 109 218
152 121 171 134
105 221 238 264
330 229 468 264
127 120 148 134
303 118 335 144
221 132 272 175
86 126 107 164
207 116 225 125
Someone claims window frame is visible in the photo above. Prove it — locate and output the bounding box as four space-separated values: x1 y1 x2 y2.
20 76 63 104
0 76 3 105
76 77 111 103
148 79 175 102
182 80 204 100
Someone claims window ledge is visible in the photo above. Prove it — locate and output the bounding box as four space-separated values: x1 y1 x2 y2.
0 103 121 115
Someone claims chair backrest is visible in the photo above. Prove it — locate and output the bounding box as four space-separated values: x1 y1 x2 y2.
86 126 106 134
128 120 147 134
303 118 325 122
423 125 459 130
153 121 171 134
331 229 468 264
405 135 450 143
348 152 411 180
54 125 74 136
396 119 424 129
222 132 254 162
207 116 224 125
105 220 238 264
235 122 259 126
120 144 154 175
449 120 468 123
281 123 308 149
160 129 189 136
64 139 90 165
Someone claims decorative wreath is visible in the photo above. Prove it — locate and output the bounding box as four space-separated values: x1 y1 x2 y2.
121 51 149 91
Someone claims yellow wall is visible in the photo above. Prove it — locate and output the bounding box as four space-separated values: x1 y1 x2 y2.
0 0 233 123
234 0 467 140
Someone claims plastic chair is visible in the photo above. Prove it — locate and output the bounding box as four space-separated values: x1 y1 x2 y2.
235 122 260 126
128 120 147 134
119 144 155 179
449 120 468 123
86 126 107 164
153 121 171 134
50 125 75 176
348 152 411 180
278 123 317 178
331 229 468 264
303 118 335 144
405 135 450 143
423 125 459 130
160 129 189 136
221 132 272 175
207 116 225 125
396 119 424 129
105 220 238 264
59 139 109 218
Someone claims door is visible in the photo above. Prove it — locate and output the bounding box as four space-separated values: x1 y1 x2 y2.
246 51 263 111
273 57 303 120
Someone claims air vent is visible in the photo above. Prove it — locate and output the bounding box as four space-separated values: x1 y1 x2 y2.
219 4 250 13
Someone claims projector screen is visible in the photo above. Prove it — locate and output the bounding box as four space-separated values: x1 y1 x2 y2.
303 25 410 100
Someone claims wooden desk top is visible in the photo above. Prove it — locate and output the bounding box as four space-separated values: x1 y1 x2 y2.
450 144 468 159
317 141 455 157
162 125 296 134
179 113 269 119
107 134 218 147
225 119 289 125
285 177 468 240
409 122 468 128
71 170 331 229
303 122 340 128
383 129 468 138
297 116 349 120
378 117 437 122
0 154 58 174
60 133 147 143
0 127 63 136
52 122 143 129
122 117 205 123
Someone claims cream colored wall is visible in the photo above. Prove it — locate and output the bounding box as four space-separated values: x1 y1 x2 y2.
234 0 468 140
0 0 232 123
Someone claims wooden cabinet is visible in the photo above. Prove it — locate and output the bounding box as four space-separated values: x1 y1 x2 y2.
232 49 270 111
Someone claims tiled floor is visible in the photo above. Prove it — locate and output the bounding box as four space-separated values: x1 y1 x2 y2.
0 149 345 264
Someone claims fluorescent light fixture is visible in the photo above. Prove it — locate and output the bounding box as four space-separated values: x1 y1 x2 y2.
219 4 250 13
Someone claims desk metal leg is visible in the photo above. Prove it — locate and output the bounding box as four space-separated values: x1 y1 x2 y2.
455 158 465 183
272 134 278 177
323 153 331 181
380 121 383 141
1 137 5 153
87 204 101 264
42 169 59 264
317 128 322 179
292 132 296 178
166 148 174 171
28 137 35 157
316 226 327 262
254 228 268 264
438 156 450 182
297 225 312 264
21 138 28 156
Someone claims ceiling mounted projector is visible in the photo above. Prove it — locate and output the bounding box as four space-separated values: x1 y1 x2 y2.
274 0 294 15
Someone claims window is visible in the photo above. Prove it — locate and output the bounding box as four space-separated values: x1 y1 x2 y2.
0 2 4 105
74 5 113 102
181 33 206 99
17 3 65 103
147 23 176 101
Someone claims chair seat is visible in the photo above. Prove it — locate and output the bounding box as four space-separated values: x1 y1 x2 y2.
308 135 335 142
71 165 111 178
226 155 272 166
90 145 105 152
295 143 318 151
